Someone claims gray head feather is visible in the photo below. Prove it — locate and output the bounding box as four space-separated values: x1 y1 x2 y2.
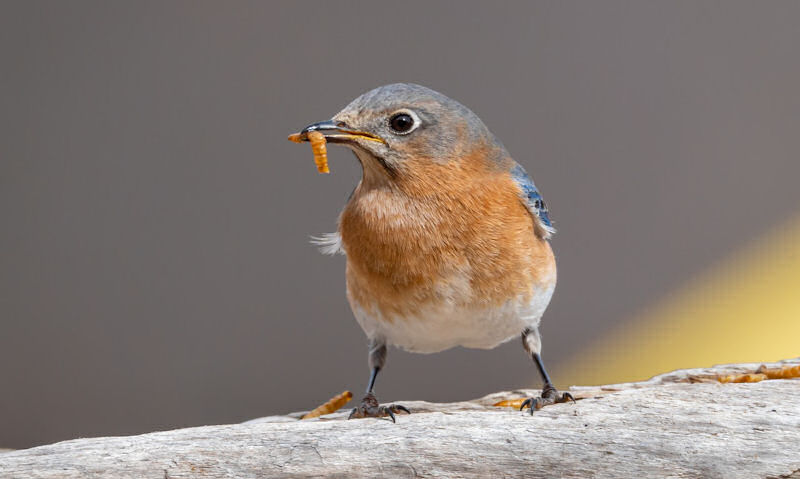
333 83 508 167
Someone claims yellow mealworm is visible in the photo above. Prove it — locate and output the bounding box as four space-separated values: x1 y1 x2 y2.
757 364 800 379
287 131 329 173
718 373 768 383
492 398 527 408
307 130 329 174
719 364 800 383
301 390 353 419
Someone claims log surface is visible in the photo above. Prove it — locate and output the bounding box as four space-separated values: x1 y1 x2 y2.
2 360 800 478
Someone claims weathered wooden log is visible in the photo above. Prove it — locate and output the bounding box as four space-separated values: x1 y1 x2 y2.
2 360 799 478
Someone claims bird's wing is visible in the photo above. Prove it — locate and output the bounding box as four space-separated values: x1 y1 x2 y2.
510 163 555 239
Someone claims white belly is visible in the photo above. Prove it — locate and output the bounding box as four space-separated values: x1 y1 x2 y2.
349 282 556 354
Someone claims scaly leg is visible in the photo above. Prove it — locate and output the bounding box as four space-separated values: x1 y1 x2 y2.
519 327 574 414
348 340 410 423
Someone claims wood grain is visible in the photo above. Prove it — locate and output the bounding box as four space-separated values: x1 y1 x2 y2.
2 359 799 478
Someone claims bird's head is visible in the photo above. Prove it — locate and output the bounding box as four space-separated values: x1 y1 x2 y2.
293 83 508 187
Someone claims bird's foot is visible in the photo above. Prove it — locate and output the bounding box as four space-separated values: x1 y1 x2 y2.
348 392 410 423
520 383 575 414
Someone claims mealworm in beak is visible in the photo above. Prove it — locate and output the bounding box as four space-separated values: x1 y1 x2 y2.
287 131 329 174
307 130 329 174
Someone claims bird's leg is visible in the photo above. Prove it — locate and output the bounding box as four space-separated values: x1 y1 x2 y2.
519 328 574 414
348 340 410 422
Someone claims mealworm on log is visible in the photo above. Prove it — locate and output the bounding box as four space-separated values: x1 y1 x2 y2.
492 398 526 408
718 363 800 383
718 373 768 383
756 364 800 379
301 390 353 419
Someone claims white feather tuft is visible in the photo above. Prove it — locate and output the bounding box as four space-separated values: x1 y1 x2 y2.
310 232 345 256
540 222 557 239
532 215 556 239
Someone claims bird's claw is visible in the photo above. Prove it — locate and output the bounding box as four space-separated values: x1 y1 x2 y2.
559 391 576 405
520 385 575 414
347 392 410 423
390 404 411 415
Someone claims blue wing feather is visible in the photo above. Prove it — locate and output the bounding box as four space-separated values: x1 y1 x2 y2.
510 163 554 236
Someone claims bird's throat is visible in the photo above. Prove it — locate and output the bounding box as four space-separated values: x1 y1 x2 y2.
351 149 397 188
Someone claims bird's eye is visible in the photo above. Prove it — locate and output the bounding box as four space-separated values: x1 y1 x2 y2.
388 111 417 134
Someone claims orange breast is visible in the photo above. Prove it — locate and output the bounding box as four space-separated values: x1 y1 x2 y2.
340 154 556 322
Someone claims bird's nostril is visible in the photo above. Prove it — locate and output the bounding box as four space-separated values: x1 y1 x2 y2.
336 120 349 129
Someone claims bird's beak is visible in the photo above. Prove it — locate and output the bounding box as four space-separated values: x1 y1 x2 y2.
288 120 386 145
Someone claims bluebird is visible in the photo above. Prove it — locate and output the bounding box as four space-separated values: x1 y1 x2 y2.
289 83 573 421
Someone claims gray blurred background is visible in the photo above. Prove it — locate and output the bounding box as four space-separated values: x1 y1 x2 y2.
2 1 799 448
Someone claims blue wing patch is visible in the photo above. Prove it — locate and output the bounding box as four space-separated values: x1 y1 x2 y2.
511 163 555 237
